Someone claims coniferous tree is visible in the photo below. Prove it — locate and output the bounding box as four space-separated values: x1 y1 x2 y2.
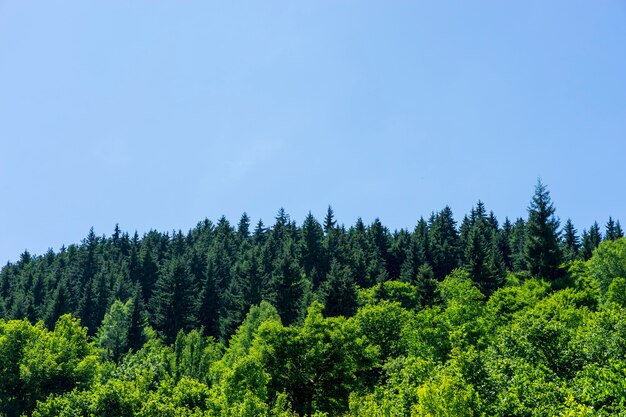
415 263 437 309
320 261 357 317
605 217 618 241
616 221 624 239
389 229 410 280
581 222 602 261
525 180 562 280
149 257 197 343
299 212 326 290
429 206 461 279
324 205 337 234
254 219 267 245
509 218 527 272
459 215 472 264
463 218 504 295
368 218 391 274
127 283 148 352
499 218 514 270
237 212 251 243
44 278 70 328
561 219 580 262
197 263 221 338
138 242 159 302
268 238 308 326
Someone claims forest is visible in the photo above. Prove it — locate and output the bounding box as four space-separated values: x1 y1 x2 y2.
1 181 626 416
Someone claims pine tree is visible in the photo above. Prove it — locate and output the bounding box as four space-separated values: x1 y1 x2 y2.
127 283 148 352
616 221 624 239
324 205 337 234
415 263 437 309
320 261 357 317
605 217 618 241
524 180 562 280
389 229 411 280
149 257 197 343
44 278 70 328
197 264 221 338
463 219 504 295
561 219 580 262
299 212 326 290
237 212 251 242
499 218 513 270
510 218 527 272
429 206 461 279
254 219 267 245
581 222 602 260
268 238 308 326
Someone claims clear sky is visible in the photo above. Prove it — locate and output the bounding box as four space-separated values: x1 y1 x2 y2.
1 1 625 263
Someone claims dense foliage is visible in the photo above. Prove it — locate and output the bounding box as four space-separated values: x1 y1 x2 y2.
1 181 625 416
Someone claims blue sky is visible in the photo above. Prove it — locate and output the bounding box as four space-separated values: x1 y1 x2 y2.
1 1 625 263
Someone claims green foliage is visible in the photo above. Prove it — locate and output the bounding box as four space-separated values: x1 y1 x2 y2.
607 276 626 308
2 192 626 416
0 315 98 416
588 238 626 297
357 280 420 311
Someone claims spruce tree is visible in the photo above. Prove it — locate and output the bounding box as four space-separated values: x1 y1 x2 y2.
389 229 411 280
499 218 513 270
561 219 580 262
237 212 251 242
463 220 504 295
429 206 461 279
524 180 562 280
581 222 602 260
324 205 337 234
320 261 357 317
268 238 308 326
149 257 197 343
197 264 221 338
299 212 326 290
605 217 618 241
415 263 437 309
509 218 527 272
127 283 147 352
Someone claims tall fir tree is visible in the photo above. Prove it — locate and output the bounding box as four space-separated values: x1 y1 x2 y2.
299 212 327 290
561 219 580 262
605 217 618 241
463 218 504 295
524 180 562 280
498 218 514 270
320 261 357 318
268 238 309 326
324 205 337 234
149 257 198 343
127 283 148 352
429 206 461 279
509 218 527 272
581 222 602 261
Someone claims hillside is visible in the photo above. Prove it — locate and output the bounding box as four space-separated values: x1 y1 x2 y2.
1 182 626 416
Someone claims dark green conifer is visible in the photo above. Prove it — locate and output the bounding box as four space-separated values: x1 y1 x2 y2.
561 219 580 262
320 261 357 317
429 206 461 279
268 238 308 326
581 222 602 260
605 217 618 241
524 180 562 280
299 212 326 290
149 257 197 343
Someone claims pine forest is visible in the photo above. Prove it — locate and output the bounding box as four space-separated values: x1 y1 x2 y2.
2 181 626 417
